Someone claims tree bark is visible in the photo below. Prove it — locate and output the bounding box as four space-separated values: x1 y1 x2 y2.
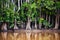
49 15 50 24
14 19 19 30
1 23 7 31
26 0 29 2
26 17 31 30
21 21 24 29
39 23 42 29
54 15 59 29
39 7 42 29
18 0 20 9
35 19 37 29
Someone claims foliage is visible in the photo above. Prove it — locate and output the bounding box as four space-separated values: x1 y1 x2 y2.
41 0 56 15
0 0 16 28
39 18 52 28
56 2 60 9
0 0 59 29
20 2 38 21
43 20 52 28
39 18 44 23
3 7 15 22
43 0 56 10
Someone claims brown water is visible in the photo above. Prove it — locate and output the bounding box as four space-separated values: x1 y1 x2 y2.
0 32 60 40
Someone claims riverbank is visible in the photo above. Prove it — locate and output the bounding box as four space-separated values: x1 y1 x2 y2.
0 29 60 33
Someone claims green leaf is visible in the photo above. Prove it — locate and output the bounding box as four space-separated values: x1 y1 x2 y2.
56 2 60 8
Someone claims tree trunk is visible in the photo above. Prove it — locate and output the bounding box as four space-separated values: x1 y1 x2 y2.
18 0 20 9
52 15 53 28
39 7 42 29
21 0 22 6
26 17 31 30
14 19 19 30
26 0 29 2
21 21 24 29
14 25 19 30
49 15 50 24
39 23 42 29
54 16 59 29
1 23 7 31
45 14 48 29
35 19 37 29
49 15 51 29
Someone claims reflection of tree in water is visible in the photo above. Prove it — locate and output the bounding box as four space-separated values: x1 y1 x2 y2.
55 33 59 40
0 33 3 40
14 33 19 40
7 33 14 40
26 32 31 40
0 32 60 40
1 32 7 40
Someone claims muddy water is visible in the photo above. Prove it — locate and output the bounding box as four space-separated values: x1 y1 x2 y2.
0 32 60 40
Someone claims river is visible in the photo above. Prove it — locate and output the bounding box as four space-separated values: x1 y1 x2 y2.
0 32 60 40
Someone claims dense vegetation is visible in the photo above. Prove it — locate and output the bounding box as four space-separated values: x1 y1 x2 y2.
0 0 60 30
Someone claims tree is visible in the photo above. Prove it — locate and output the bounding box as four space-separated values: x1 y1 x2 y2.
20 1 39 30
54 1 60 29
0 0 20 30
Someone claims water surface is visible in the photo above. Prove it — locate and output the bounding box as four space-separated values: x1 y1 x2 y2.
0 32 60 40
